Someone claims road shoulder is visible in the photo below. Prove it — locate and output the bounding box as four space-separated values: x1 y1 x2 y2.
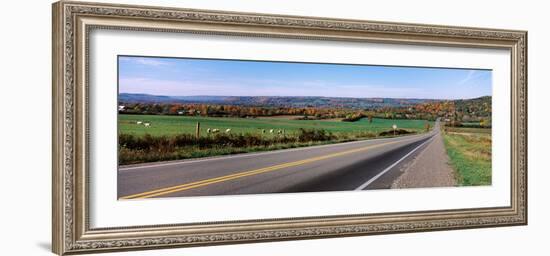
391 131 456 189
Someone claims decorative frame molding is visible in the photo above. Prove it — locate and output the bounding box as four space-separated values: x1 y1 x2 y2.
52 1 527 255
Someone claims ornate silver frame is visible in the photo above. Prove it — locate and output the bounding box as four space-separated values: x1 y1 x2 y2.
52 1 527 255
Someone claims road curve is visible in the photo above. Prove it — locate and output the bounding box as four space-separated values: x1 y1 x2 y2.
119 122 440 199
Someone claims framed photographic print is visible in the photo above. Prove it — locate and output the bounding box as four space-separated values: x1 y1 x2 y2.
52 1 527 255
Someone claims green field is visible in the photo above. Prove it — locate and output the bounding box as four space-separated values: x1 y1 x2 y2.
119 114 432 137
443 127 492 186
118 115 433 164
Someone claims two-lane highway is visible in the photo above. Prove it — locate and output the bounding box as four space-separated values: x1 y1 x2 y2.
119 121 440 199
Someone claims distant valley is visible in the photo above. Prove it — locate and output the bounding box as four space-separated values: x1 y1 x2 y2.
119 93 439 109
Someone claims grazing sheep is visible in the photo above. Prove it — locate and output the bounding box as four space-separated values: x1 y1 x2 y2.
136 121 142 125
212 129 220 133
143 122 151 127
277 130 282 134
225 128 232 133
269 129 274 134
207 128 211 133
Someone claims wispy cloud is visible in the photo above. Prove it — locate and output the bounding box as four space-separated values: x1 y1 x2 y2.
120 77 232 96
457 70 487 85
119 57 171 67
119 77 426 98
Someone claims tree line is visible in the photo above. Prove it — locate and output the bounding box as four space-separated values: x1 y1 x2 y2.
119 97 491 124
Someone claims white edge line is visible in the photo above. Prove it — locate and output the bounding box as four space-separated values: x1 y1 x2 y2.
118 133 429 171
354 134 437 191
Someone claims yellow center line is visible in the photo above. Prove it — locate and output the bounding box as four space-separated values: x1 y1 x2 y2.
121 136 424 199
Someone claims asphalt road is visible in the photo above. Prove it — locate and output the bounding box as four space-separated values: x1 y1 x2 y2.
119 121 440 199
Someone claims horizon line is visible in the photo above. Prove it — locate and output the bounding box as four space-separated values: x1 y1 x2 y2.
118 92 492 101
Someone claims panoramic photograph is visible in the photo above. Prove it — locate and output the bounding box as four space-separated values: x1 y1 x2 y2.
117 56 492 200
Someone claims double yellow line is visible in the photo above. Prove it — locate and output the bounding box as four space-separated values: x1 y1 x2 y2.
121 137 418 199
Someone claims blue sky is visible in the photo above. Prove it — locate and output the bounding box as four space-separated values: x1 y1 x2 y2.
118 56 492 100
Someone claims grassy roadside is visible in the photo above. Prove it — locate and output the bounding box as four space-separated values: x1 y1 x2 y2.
442 127 492 186
118 129 417 165
120 139 352 165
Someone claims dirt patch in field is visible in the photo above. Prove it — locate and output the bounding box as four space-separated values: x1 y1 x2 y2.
256 115 305 120
317 118 343 121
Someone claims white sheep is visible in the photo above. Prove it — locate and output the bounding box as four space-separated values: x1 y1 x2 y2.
207 128 211 133
212 129 220 133
143 122 151 127
261 129 265 134
225 128 232 133
277 130 282 134
269 129 274 134
136 121 142 125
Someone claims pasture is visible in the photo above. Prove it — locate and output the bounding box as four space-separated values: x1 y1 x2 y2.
119 114 432 137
